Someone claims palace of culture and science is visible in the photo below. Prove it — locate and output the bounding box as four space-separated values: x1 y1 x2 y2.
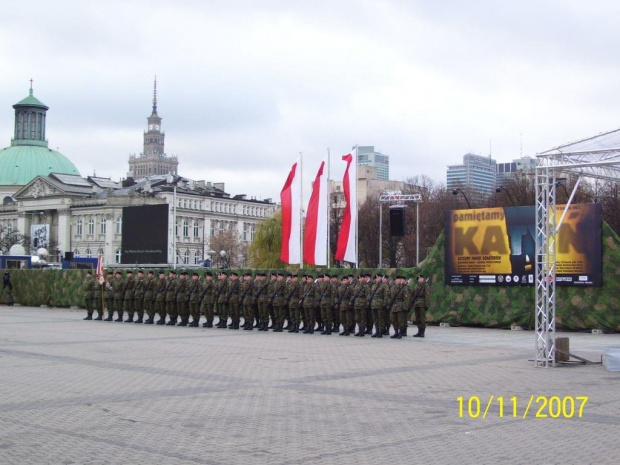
0 81 276 267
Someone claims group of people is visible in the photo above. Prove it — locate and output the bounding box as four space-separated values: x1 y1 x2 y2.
82 269 431 338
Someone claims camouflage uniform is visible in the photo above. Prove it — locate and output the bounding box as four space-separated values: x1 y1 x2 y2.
165 273 179 325
200 274 216 327
271 276 287 332
133 272 146 323
188 273 202 326
176 273 190 325
389 278 411 339
123 272 136 322
82 274 95 320
215 274 229 328
318 277 333 335
154 273 167 324
227 275 241 329
93 276 103 320
255 275 270 331
351 277 369 336
302 277 317 334
370 278 388 337
240 275 254 329
286 277 301 333
412 278 431 338
104 273 115 320
143 272 157 323
336 278 353 335
112 273 126 322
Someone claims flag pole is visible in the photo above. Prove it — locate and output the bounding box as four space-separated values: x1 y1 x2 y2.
299 151 304 270
326 147 331 268
354 144 359 269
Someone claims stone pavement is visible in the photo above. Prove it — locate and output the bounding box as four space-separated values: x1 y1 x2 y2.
0 306 619 465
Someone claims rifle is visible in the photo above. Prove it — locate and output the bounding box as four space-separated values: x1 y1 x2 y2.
270 282 285 305
333 284 349 310
299 283 312 306
349 284 364 306
407 276 431 309
226 280 240 301
366 283 381 309
241 281 254 301
386 284 406 312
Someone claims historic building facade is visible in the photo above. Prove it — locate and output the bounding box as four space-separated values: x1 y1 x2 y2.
0 83 276 267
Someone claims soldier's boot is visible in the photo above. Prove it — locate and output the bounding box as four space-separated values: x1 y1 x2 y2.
339 327 347 335
384 326 390 335
365 326 373 335
275 322 283 332
243 321 253 330
317 323 324 332
375 324 383 338
253 319 260 328
166 317 177 326
321 325 328 335
303 325 311 334
261 321 269 331
401 326 407 337
145 317 154 324
300 322 306 331
156 318 166 325
94 312 103 321
202 319 209 328
354 326 363 337
413 327 425 338
390 329 400 339
282 321 289 330
134 317 143 324
332 323 339 332
308 325 314 334
124 313 133 323
115 312 124 322
292 324 299 333
177 319 188 326
325 326 332 335
84 311 93 320
349 324 356 334
104 314 114 321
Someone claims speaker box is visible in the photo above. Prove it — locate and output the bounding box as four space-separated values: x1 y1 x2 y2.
64 252 74 261
389 206 406 236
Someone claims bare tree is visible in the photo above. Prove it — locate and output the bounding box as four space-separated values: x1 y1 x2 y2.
209 230 245 268
0 226 27 254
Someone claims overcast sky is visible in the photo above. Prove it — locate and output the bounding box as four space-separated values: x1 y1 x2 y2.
1 0 619 201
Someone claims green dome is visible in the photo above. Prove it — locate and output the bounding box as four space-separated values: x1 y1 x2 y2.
0 145 80 185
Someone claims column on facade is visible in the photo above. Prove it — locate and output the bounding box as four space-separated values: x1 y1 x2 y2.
56 209 71 259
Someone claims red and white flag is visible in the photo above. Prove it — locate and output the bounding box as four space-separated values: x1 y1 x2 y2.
304 161 327 266
96 253 104 285
280 159 301 264
335 150 357 264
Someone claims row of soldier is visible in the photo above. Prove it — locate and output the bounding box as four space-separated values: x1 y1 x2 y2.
83 269 431 338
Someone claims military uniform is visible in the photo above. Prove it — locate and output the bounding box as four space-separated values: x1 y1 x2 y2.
335 277 353 335
370 277 388 338
330 278 340 332
317 276 333 335
286 276 301 333
270 275 287 332
227 273 241 329
389 276 411 339
412 276 431 338
143 272 157 324
123 272 136 322
256 275 270 331
93 275 103 320
82 273 95 320
176 272 190 325
240 274 254 330
133 271 146 323
302 276 317 334
165 272 179 325
200 273 216 327
112 273 126 322
215 273 229 328
154 273 167 324
351 275 369 336
188 273 202 326
267 275 276 328
104 273 115 321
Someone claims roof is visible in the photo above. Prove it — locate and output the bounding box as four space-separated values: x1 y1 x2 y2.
13 89 48 110
0 145 80 186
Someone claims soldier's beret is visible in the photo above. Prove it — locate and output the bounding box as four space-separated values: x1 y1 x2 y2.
169 270 177 274
158 270 165 275
115 270 122 274
230 272 238 276
243 272 251 277
180 271 188 276
107 271 113 275
192 272 199 276
396 275 406 279
147 270 154 275
126 270 133 274
220 271 228 276
137 269 144 274
276 272 284 277
416 274 424 280
86 270 92 275
323 273 330 278
205 271 213 277
341 275 348 281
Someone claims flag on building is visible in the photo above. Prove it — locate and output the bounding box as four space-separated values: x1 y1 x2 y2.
304 161 327 266
96 253 105 285
280 159 301 264
335 150 357 264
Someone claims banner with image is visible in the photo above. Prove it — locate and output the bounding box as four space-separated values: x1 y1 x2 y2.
31 224 50 250
445 204 602 286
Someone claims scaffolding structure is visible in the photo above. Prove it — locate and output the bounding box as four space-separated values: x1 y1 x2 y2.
535 128 620 367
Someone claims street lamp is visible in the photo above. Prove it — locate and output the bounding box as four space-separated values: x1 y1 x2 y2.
555 180 570 199
219 250 228 268
495 186 516 206
452 188 472 208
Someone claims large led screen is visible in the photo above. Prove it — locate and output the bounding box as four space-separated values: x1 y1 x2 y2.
121 204 169 264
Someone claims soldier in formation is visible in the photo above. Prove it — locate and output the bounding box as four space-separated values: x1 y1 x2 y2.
86 270 430 339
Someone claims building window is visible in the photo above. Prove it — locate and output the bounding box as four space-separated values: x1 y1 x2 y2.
7 221 12 235
115 249 121 263
183 250 190 264
210 220 216 238
86 248 92 258
74 248 80 257
182 219 189 237
194 251 200 264
88 217 95 235
100 217 106 234
115 216 122 234
76 218 83 236
193 221 199 238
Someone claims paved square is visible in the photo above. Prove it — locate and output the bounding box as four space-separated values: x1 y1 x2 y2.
1 306 619 464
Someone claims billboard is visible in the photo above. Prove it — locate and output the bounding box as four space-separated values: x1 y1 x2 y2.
31 224 49 250
445 203 602 286
121 204 169 264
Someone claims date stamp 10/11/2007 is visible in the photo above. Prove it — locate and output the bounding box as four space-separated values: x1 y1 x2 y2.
457 395 589 419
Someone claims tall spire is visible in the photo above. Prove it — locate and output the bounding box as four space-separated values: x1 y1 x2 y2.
152 75 157 113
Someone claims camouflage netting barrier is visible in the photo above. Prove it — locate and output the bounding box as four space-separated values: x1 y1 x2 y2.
1 222 619 331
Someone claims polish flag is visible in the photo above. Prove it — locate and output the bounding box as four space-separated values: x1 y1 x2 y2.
280 159 301 264
96 253 105 285
335 151 357 264
304 161 327 266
